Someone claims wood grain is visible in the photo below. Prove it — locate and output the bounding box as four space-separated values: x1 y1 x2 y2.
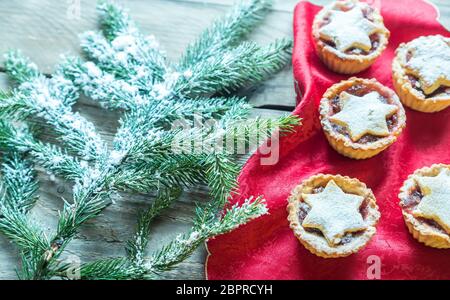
0 0 448 279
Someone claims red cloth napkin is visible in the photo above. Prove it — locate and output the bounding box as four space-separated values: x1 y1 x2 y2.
206 0 450 280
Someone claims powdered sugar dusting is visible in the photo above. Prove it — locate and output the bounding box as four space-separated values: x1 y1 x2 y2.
404 35 450 95
319 3 383 52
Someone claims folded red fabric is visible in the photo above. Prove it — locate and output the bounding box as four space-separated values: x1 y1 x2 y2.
206 0 450 280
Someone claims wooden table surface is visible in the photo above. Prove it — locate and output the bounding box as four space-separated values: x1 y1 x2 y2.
0 0 448 280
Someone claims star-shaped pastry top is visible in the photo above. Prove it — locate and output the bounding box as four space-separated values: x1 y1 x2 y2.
302 180 367 246
319 6 383 52
413 169 450 234
404 36 450 95
330 91 398 142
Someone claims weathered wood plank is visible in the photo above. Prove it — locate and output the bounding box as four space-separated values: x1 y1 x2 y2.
0 0 298 65
168 0 298 12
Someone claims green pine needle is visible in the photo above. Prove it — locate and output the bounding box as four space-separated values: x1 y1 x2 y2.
0 0 297 280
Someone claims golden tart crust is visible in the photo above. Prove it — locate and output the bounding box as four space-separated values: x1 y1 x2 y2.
319 77 406 160
399 164 450 249
312 0 390 74
287 174 380 258
392 35 450 113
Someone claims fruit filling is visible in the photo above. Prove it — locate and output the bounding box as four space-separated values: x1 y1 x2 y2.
401 185 449 236
328 84 398 143
319 4 380 55
297 184 369 246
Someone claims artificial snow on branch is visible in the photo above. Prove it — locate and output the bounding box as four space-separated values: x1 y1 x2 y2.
54 197 267 280
0 0 300 280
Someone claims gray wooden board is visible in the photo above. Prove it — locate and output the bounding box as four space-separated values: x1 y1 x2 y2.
0 0 448 279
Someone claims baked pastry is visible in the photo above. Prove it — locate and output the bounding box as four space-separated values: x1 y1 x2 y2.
312 0 390 74
319 77 406 159
392 35 450 113
399 164 450 248
287 174 380 258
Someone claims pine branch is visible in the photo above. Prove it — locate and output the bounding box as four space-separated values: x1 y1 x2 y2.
0 0 297 280
2 52 108 162
91 1 168 82
0 207 49 255
115 153 206 194
180 0 272 68
126 188 181 265
0 120 86 180
3 51 40 84
61 56 143 110
221 114 301 146
175 39 293 98
28 142 88 181
204 154 240 208
53 196 267 280
97 0 136 41
79 30 168 84
29 180 112 279
149 196 268 273
1 153 39 212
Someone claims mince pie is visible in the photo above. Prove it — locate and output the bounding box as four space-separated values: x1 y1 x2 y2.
392 35 450 112
287 174 380 258
320 77 406 159
399 164 450 249
312 0 390 74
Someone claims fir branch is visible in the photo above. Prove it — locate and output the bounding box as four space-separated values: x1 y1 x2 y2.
0 0 297 280
0 120 32 153
31 177 113 279
111 96 250 158
61 56 142 110
4 51 78 107
221 114 301 146
55 180 111 243
97 0 136 41
91 1 168 81
28 142 87 181
172 115 300 157
180 0 272 68
0 207 49 255
204 154 240 208
68 257 139 280
175 39 293 98
115 154 205 194
2 51 108 162
53 197 267 280
149 196 268 273
79 29 168 84
0 153 50 259
79 31 131 79
126 188 181 265
1 153 39 212
23 129 175 277
0 120 86 180
62 59 253 114
3 51 40 84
